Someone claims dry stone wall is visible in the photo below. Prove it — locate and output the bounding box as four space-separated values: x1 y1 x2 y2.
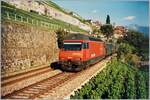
1 20 59 75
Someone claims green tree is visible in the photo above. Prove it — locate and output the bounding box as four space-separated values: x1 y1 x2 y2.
106 15 110 24
124 30 144 49
56 29 68 48
69 11 73 15
117 30 148 60
100 15 113 39
100 24 113 39
117 42 141 66
118 43 136 55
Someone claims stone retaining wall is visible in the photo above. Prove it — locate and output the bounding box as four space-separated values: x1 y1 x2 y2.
1 20 59 75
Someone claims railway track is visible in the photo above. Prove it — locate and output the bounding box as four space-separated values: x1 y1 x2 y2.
2 66 52 86
1 65 62 97
43 55 115 99
2 55 116 99
2 72 76 99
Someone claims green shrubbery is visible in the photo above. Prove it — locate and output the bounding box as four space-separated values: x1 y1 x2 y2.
56 29 69 48
117 30 149 61
70 59 149 99
117 30 149 68
117 42 141 66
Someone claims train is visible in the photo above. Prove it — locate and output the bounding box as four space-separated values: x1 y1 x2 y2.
59 33 116 71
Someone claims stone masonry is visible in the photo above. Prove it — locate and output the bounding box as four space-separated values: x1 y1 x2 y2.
1 20 59 75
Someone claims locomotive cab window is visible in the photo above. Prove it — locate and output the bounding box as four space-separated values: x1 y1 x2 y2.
82 42 89 49
63 42 82 51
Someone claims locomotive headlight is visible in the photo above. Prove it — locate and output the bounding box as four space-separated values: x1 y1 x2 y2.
72 53 83 61
72 53 82 57
75 57 81 61
60 57 65 60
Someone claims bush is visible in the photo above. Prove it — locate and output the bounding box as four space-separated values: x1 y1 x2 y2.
127 53 141 66
30 10 39 14
56 29 69 48
117 43 135 59
119 30 148 61
117 43 141 66
118 43 136 54
70 59 149 99
124 30 144 48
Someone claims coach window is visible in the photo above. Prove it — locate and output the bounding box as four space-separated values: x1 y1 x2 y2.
83 43 89 49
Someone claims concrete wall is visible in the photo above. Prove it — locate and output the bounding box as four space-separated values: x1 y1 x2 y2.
1 20 59 75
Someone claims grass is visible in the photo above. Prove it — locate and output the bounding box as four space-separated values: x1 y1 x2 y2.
43 1 85 23
1 1 87 33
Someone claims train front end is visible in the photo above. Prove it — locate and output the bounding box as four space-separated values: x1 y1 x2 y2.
59 40 85 71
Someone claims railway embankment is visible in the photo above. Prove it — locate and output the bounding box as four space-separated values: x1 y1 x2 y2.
2 55 114 99
41 55 114 99
1 65 62 97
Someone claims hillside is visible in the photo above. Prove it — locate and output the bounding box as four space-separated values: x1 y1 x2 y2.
1 1 91 33
44 1 84 22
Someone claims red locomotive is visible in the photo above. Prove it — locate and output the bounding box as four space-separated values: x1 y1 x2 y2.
59 33 115 71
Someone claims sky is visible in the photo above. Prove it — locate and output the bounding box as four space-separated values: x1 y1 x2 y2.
52 0 149 27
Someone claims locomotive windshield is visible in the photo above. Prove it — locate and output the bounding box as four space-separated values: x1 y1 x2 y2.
63 42 82 51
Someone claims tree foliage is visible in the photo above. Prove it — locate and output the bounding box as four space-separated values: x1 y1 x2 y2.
124 30 145 49
117 42 141 66
106 15 110 24
118 43 136 54
100 24 113 39
118 30 148 60
100 15 113 39
56 29 68 48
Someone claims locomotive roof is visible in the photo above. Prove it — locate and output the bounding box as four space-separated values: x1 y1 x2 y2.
64 33 103 42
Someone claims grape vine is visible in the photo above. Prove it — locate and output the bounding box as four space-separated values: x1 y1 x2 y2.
70 58 149 99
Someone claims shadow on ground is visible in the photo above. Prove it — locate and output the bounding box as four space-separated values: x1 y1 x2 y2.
50 61 61 70
50 61 81 72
